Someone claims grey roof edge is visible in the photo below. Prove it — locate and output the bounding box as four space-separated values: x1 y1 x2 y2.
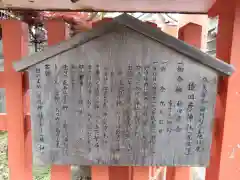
113 14 234 76
13 20 119 72
14 13 234 76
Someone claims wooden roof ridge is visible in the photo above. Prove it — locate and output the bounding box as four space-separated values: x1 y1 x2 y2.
13 13 234 76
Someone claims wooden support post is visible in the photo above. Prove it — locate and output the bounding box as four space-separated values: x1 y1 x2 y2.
92 166 131 180
206 0 240 179
2 20 29 180
46 20 69 46
166 167 176 180
45 20 71 180
167 168 190 180
165 22 202 180
178 23 202 48
109 166 131 180
92 166 110 180
132 167 150 180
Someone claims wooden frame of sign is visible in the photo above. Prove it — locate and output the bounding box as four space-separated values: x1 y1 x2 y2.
13 14 234 167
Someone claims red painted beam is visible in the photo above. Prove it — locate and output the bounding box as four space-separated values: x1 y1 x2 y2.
208 1 219 17
208 0 236 17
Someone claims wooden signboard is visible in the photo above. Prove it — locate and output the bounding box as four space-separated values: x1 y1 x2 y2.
13 14 234 166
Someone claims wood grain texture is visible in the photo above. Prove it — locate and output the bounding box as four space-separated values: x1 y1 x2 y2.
28 27 218 166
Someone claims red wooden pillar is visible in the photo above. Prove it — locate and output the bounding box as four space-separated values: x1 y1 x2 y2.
178 23 202 48
92 166 110 180
109 166 131 180
206 0 240 179
92 166 131 180
45 20 71 180
167 167 191 180
1 20 29 180
132 167 150 180
166 167 176 180
166 22 202 180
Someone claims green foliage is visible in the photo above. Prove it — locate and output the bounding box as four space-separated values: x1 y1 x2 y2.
33 166 50 180
0 131 51 180
0 131 8 180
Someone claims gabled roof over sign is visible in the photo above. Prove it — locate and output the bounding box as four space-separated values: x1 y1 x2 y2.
13 14 234 76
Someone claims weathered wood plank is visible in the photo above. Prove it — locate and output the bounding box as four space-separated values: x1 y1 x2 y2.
28 28 218 166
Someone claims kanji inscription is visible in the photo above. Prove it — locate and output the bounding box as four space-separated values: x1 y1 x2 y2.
28 30 218 166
